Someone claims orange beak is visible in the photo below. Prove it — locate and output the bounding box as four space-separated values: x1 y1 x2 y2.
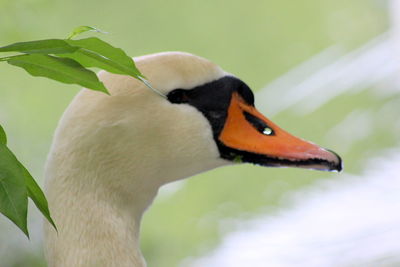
218 92 342 171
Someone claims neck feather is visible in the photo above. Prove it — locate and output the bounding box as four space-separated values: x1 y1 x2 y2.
43 87 225 267
44 151 159 267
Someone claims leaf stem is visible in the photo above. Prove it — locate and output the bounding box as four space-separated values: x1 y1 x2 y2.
138 77 166 98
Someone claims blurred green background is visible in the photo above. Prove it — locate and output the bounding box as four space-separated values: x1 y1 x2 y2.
0 0 395 266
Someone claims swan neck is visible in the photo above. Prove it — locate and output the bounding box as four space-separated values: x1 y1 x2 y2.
44 167 158 267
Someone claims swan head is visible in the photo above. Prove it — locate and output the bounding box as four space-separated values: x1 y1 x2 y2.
56 52 341 188
44 51 342 267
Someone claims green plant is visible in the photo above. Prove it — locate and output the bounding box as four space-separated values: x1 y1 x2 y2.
0 26 152 237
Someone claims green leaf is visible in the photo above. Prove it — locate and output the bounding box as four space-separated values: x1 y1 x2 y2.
23 167 56 230
61 37 143 78
67 26 107 40
0 144 28 237
0 125 6 145
7 54 109 94
0 39 78 54
0 27 161 97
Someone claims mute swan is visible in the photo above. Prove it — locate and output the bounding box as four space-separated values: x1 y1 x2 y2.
43 52 341 267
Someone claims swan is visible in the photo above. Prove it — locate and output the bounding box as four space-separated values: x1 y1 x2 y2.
43 51 342 267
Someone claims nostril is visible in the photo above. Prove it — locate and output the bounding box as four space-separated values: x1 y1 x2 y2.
243 111 275 136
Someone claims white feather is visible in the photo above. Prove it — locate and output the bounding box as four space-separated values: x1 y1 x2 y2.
44 52 229 267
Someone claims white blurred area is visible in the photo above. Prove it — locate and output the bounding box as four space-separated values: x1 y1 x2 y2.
187 151 400 267
185 1 400 266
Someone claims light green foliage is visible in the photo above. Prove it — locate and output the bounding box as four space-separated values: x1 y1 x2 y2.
0 26 148 94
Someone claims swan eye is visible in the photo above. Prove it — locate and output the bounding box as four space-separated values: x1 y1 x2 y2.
167 89 189 104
